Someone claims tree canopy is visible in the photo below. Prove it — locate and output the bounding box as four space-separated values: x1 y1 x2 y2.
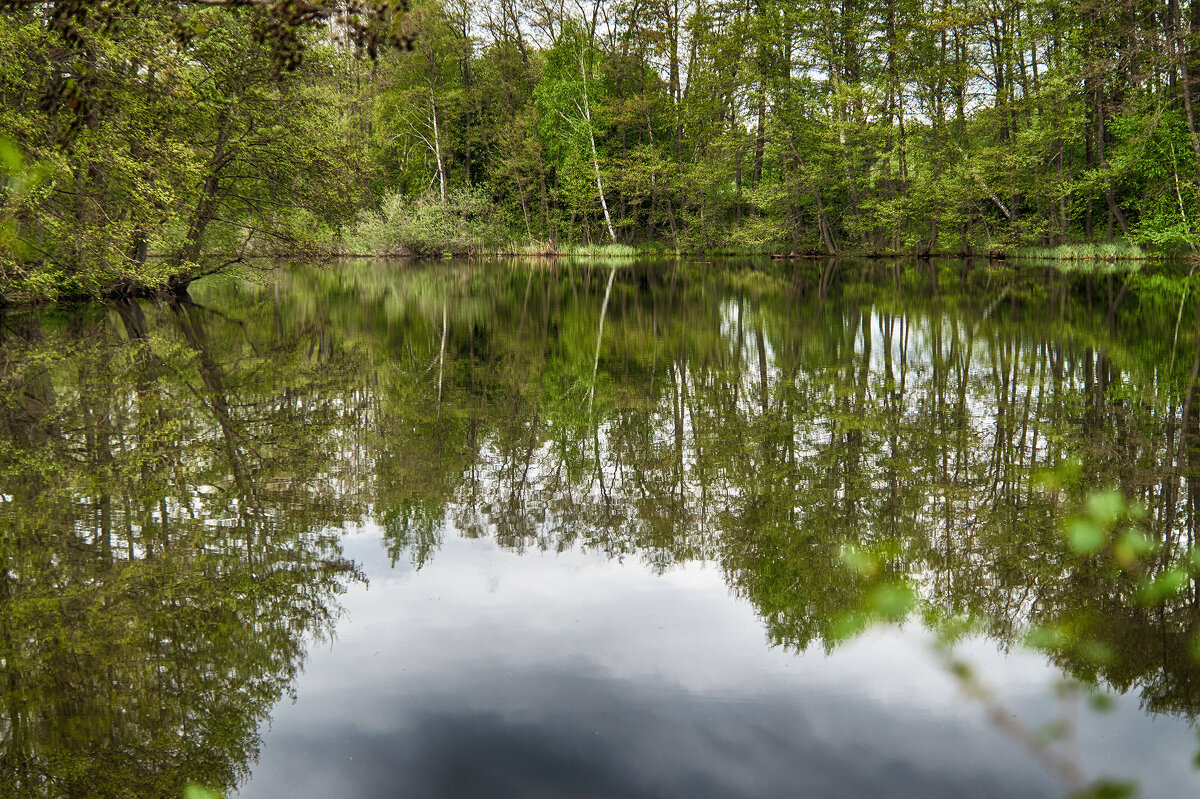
7 0 1200 299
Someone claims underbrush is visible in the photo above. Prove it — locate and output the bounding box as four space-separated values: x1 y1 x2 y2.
1008 242 1157 262
558 242 638 257
345 188 513 257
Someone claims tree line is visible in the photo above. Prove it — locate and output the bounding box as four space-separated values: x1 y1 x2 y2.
6 1 1200 299
374 0 1200 256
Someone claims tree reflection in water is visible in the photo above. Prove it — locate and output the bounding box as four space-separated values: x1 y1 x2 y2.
1 257 1198 796
0 298 366 797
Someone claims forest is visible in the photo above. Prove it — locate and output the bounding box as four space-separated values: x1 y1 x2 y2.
7 4 1200 797
4 0 1200 299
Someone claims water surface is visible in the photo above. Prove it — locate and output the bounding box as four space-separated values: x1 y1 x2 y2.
1 258 1197 797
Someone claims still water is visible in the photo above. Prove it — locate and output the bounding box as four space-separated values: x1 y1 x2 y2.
1 258 1198 797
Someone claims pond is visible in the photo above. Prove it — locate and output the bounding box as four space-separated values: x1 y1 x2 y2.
0 257 1197 798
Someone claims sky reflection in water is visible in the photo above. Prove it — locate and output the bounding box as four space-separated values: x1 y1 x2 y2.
239 528 1193 799
4 258 1200 798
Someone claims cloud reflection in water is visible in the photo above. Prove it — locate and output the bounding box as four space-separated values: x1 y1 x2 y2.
239 533 1073 799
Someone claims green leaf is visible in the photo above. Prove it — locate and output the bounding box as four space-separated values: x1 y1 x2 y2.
1027 624 1068 652
839 544 877 577
1068 779 1137 799
1036 719 1070 744
0 136 22 175
1138 569 1188 604
1086 489 1124 526
184 785 224 799
829 610 867 641
947 658 973 682
867 582 916 620
1075 639 1115 667
1115 529 1155 568
1087 691 1116 713
1067 518 1105 554
1032 467 1061 489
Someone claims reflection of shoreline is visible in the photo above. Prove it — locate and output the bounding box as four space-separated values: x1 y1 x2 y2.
0 256 1197 798
0 297 369 798
347 260 1200 718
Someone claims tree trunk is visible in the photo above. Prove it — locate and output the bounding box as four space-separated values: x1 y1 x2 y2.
579 48 616 243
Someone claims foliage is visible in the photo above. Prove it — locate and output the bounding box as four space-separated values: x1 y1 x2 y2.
347 186 513 256
15 0 1200 300
0 295 369 797
1009 243 1152 263
0 2 378 301
355 0 1200 256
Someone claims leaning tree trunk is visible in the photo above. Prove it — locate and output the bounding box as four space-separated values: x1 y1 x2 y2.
578 47 616 243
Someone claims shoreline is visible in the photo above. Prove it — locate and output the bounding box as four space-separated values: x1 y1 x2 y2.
0 249 1180 309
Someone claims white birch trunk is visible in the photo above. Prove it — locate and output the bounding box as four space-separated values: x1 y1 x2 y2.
431 97 446 204
579 48 616 243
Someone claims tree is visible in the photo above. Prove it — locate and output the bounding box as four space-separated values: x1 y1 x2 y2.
0 0 387 300
536 16 618 243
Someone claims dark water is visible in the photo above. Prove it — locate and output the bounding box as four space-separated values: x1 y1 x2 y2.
1 258 1198 798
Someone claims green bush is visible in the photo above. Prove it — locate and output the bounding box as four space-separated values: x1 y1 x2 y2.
345 187 513 257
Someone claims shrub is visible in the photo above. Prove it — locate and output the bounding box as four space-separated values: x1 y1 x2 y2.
345 187 514 257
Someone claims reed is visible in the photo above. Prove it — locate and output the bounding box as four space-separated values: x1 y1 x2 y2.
1007 242 1154 262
